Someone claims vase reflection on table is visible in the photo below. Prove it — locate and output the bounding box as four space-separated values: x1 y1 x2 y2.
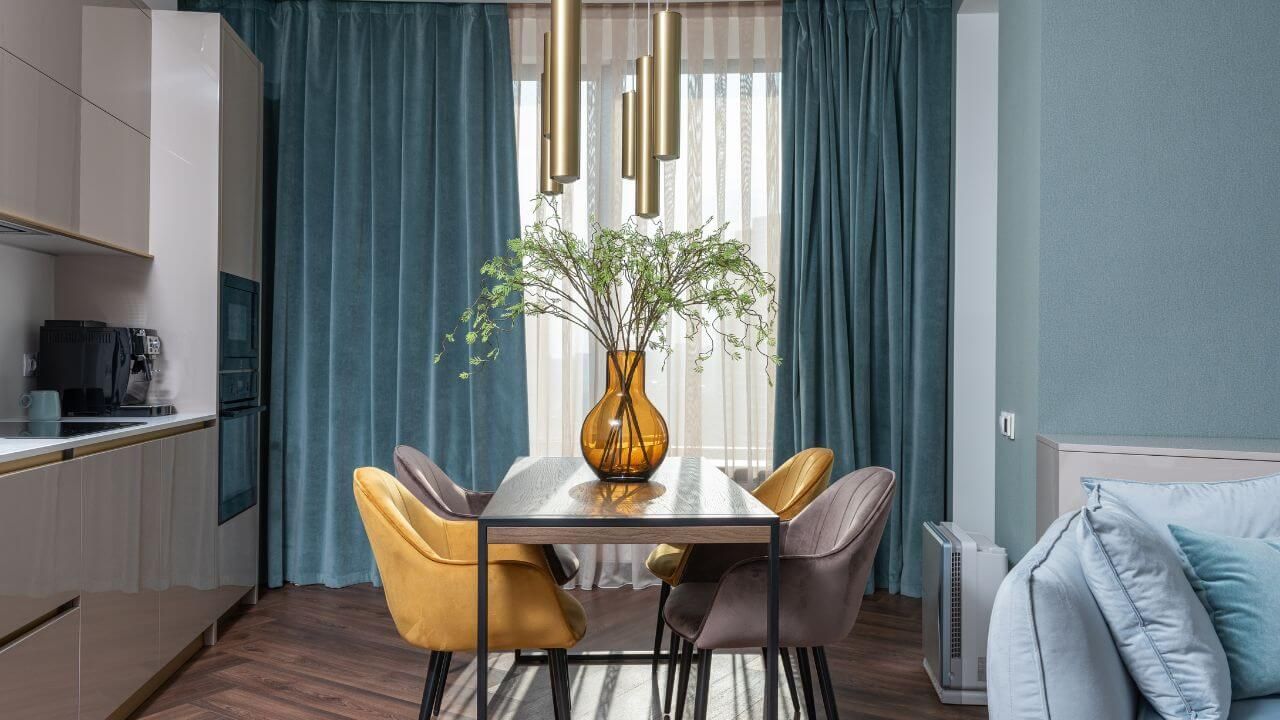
580 350 669 482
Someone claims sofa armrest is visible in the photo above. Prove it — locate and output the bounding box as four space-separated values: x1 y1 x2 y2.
987 511 1139 720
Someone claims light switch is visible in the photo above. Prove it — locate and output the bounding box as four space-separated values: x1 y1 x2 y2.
22 353 37 377
999 411 1015 440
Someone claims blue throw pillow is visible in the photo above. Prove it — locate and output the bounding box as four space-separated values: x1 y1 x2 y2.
1170 525 1280 700
1078 488 1231 720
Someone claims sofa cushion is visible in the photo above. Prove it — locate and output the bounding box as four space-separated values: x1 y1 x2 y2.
1142 697 1280 720
1082 474 1280 550
987 511 1139 720
1170 525 1280 700
1078 489 1230 720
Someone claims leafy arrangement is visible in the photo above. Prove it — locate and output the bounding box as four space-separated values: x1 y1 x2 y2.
437 196 779 379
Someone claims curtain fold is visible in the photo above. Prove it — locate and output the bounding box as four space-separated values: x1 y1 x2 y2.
183 0 527 588
776 0 951 597
509 3 782 589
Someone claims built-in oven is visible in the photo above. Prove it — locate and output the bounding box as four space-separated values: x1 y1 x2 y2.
219 272 263 525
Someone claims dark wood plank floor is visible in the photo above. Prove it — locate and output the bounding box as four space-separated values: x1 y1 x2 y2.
132 585 987 720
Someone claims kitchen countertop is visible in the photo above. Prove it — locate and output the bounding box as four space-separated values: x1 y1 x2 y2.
0 412 217 466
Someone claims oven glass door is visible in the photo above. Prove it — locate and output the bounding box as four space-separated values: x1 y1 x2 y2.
219 405 263 524
220 274 259 361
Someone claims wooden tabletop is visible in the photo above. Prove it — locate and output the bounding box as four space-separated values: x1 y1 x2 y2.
480 457 777 544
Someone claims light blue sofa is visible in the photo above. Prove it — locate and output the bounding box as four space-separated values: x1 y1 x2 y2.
987 484 1280 720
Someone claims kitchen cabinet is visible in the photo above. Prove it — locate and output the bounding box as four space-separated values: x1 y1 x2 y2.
0 461 82 640
0 47 150 256
0 607 80 720
158 428 225 661
79 443 162 720
0 0 151 136
217 23 263 282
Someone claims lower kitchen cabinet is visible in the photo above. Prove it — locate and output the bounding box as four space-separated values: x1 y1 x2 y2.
79 443 162 720
0 607 80 720
0 460 82 640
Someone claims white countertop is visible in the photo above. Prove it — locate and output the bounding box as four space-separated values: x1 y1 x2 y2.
0 412 217 465
1038 433 1280 461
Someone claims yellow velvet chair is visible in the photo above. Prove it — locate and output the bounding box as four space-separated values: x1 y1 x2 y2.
353 467 586 720
644 448 834 714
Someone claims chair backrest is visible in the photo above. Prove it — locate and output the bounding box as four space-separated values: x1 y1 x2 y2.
752 447 835 520
393 444 481 519
785 465 896 637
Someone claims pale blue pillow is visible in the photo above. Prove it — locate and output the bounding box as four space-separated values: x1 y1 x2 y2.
1170 525 1280 700
1078 488 1231 720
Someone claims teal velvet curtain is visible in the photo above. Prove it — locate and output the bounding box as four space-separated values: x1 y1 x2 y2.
776 0 952 597
182 0 527 588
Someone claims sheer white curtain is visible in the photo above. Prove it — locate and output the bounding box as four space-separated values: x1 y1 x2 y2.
510 2 782 588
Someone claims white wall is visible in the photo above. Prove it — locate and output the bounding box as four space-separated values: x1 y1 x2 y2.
0 245 55 417
950 6 998 538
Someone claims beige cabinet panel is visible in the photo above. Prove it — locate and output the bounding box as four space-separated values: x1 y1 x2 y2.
0 461 82 640
78 97 150 254
0 48 80 232
218 27 263 281
159 428 225 660
79 444 162 720
0 607 80 720
217 504 258 609
0 0 151 135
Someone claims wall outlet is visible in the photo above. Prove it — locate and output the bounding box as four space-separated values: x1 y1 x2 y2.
998 411 1015 440
22 353 37 378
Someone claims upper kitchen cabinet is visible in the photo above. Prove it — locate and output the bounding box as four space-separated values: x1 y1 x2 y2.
218 24 263 282
0 1 151 257
0 0 151 135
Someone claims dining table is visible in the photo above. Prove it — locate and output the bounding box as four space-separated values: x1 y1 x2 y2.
476 455 782 719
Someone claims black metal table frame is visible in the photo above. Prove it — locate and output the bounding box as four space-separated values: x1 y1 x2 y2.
476 515 782 719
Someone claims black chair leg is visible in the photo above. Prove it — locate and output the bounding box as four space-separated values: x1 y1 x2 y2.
546 648 570 720
814 646 839 720
653 582 671 666
664 634 681 715
558 649 573 714
674 638 694 720
419 651 442 720
796 648 819 720
761 647 801 714
432 652 451 716
693 649 713 720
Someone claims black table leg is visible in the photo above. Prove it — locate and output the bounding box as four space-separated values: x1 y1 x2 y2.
477 521 488 719
766 520 780 720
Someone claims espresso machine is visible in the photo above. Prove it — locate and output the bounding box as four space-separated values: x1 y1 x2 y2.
38 321 176 417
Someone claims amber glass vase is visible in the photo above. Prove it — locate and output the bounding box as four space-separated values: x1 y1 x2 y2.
580 351 669 482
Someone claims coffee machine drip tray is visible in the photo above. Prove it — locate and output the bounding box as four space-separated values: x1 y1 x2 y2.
0 420 145 439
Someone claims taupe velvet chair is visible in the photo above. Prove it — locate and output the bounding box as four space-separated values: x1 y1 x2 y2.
392 445 581 587
662 466 896 720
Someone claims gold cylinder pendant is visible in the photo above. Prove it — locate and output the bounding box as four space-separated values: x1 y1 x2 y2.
540 72 562 195
621 91 637 180
541 33 553 139
550 0 581 182
635 55 659 218
652 10 682 161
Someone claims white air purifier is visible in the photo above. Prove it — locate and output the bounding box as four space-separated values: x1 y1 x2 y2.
921 521 1008 705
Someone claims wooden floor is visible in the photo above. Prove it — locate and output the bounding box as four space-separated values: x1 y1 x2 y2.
132 584 987 720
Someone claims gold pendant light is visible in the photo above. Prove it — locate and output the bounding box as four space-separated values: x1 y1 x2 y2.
540 72 563 196
550 0 581 183
634 55 659 218
652 10 681 160
621 91 637 180
541 33 553 140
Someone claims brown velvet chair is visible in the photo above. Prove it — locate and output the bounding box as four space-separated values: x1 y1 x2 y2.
393 445 581 586
662 466 896 720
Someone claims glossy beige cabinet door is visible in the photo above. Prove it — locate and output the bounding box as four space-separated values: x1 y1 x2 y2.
79 444 162 720
158 428 225 660
0 48 80 232
0 461 82 640
0 0 151 135
0 608 80 720
79 97 150 254
217 503 259 609
218 26 263 281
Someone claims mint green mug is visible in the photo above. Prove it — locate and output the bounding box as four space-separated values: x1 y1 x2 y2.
20 390 61 421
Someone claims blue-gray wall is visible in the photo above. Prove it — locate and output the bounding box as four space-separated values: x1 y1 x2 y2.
997 0 1280 559
995 0 1041 561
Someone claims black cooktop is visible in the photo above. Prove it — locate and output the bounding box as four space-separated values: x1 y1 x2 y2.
0 420 146 439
